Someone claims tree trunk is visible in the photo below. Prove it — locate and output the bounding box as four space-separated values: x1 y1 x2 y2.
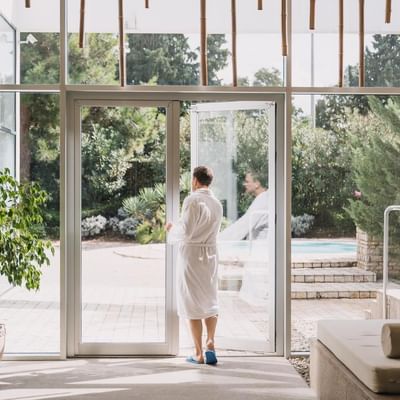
20 103 31 183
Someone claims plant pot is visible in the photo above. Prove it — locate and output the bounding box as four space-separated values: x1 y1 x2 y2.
0 323 5 358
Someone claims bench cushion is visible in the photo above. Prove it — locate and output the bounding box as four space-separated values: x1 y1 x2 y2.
317 319 400 394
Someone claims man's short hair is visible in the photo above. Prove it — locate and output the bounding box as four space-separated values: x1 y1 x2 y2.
248 170 267 188
193 166 214 186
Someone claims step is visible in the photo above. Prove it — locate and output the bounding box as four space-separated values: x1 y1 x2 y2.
291 282 381 299
291 267 376 284
218 274 242 291
292 260 357 269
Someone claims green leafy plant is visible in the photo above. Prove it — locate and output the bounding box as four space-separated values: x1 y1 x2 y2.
180 171 192 198
122 196 147 219
0 168 54 290
123 185 166 243
135 222 153 244
346 97 400 242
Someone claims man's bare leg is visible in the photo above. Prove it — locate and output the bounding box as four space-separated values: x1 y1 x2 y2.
204 315 218 351
189 319 204 363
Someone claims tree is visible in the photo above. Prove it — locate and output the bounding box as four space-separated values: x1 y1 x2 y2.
315 34 400 131
346 97 400 242
315 95 368 134
238 67 283 87
21 32 119 185
20 33 120 233
292 118 355 232
253 68 282 86
20 31 229 235
126 34 228 85
365 35 400 87
234 109 270 214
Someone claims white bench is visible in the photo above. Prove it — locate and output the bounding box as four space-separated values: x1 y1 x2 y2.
310 319 400 399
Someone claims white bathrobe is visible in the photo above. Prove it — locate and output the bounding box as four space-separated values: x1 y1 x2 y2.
168 188 223 320
219 190 269 241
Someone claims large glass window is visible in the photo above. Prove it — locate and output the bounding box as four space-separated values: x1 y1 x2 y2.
0 14 15 84
291 94 400 352
0 93 60 354
66 0 283 86
0 1 60 84
0 129 15 176
0 15 16 175
292 0 400 87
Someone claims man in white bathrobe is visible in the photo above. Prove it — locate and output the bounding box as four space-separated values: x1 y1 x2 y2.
219 171 269 241
166 166 223 365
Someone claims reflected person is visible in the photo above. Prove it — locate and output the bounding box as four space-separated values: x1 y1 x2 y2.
219 171 269 241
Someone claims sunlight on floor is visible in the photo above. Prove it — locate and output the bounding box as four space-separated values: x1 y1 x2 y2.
0 357 316 400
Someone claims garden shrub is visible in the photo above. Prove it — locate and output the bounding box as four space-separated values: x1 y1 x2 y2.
291 214 315 237
118 217 140 237
292 119 354 233
81 215 107 237
122 184 166 243
135 222 153 244
107 217 120 233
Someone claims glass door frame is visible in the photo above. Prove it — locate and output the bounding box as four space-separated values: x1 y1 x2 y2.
65 91 285 357
66 93 181 356
190 100 277 353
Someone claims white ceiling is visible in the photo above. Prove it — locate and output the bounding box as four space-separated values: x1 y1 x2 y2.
1 0 400 34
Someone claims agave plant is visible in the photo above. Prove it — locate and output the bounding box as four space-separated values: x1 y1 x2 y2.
122 196 146 218
153 182 166 203
121 175 191 244
138 187 162 212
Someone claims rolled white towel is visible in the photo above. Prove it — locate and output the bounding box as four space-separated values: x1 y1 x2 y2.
381 323 400 358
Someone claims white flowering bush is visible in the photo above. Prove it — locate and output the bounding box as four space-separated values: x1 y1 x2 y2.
291 214 315 237
81 215 107 237
117 207 128 219
119 217 139 237
107 217 120 233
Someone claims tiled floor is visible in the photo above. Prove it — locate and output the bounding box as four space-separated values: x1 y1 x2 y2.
0 241 382 355
0 357 316 400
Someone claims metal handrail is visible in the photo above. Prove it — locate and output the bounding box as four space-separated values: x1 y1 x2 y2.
383 205 400 319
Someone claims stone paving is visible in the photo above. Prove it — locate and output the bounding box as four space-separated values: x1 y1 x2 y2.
292 267 376 283
0 240 388 355
291 298 374 352
291 282 380 299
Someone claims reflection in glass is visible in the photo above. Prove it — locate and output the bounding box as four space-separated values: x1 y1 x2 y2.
0 15 15 84
190 102 274 352
0 130 15 176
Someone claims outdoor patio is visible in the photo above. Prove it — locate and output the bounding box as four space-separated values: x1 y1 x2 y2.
0 240 384 355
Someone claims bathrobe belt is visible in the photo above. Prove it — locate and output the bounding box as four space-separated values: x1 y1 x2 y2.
183 242 217 247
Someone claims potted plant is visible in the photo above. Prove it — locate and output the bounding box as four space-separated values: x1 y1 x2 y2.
0 168 54 358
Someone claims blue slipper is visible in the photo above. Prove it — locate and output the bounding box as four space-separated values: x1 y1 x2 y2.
186 355 203 364
205 350 218 365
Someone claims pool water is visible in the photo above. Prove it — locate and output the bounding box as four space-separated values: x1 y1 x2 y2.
291 241 356 254
218 240 356 255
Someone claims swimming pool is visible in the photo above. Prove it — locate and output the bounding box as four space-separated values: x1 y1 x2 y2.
291 240 356 254
218 240 356 256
